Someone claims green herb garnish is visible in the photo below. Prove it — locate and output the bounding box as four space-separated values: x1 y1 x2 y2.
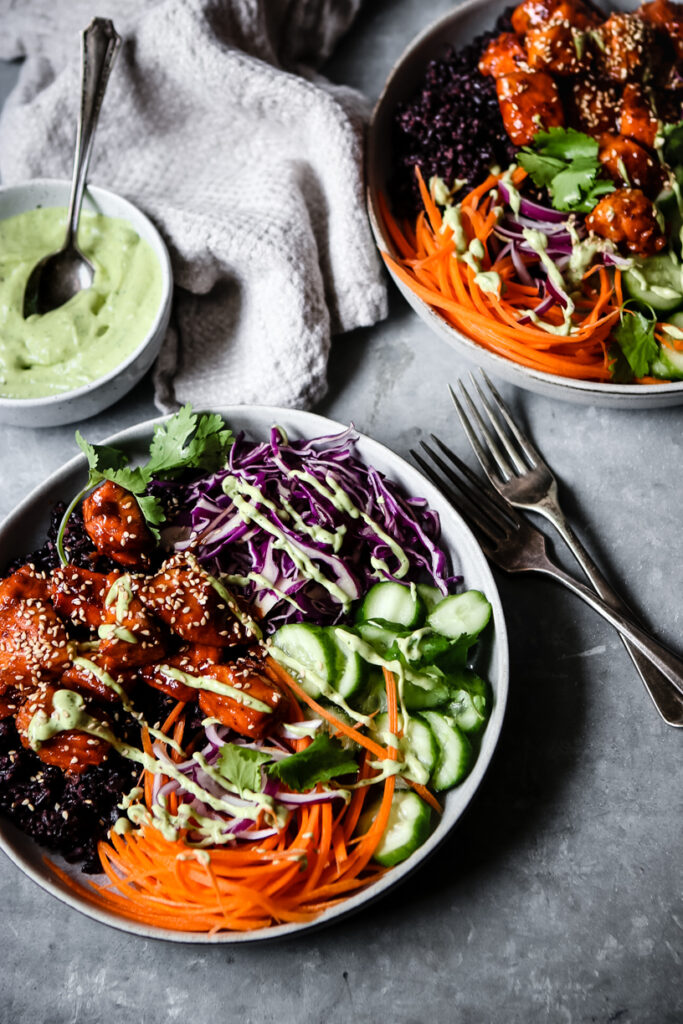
613 301 659 379
58 405 234 562
267 733 358 793
217 743 272 796
519 128 614 214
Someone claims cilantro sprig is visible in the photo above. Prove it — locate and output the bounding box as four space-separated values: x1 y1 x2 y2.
612 301 659 379
58 405 234 563
218 733 359 796
518 128 614 214
267 734 358 793
217 743 272 796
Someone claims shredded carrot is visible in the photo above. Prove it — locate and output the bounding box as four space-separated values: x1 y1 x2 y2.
266 657 392 761
378 168 631 384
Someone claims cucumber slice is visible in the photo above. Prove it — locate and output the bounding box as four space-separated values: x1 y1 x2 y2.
327 627 368 699
651 339 683 380
420 710 473 791
353 669 388 715
403 668 451 710
416 584 443 613
358 790 432 867
356 582 425 629
427 590 492 642
373 712 438 785
270 623 336 697
623 252 683 314
355 620 401 656
445 670 491 734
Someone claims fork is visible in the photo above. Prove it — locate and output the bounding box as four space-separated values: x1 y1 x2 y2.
412 440 683 705
447 371 683 728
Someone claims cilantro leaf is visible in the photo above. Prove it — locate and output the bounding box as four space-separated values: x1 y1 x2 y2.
72 406 234 542
217 743 272 796
75 432 148 494
520 128 613 214
268 734 358 793
613 302 659 378
518 151 566 188
531 127 598 162
570 179 615 214
550 160 599 210
144 404 234 480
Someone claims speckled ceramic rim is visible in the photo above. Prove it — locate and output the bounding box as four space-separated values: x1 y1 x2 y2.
366 0 683 408
0 406 509 944
0 178 172 412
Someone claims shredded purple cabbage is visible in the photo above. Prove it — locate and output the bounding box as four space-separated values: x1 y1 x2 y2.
162 426 458 632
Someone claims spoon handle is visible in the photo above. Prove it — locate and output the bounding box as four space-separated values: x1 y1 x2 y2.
65 18 121 247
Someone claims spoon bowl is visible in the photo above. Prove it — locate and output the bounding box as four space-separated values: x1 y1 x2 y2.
23 246 94 318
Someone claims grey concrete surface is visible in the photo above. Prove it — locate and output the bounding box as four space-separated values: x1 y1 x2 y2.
0 3 682 1022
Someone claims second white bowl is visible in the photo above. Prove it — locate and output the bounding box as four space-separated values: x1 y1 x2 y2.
0 178 172 427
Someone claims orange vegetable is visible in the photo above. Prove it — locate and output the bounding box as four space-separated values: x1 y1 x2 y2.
378 168 625 382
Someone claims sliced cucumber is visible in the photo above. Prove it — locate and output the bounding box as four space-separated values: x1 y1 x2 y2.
446 670 491 734
420 710 473 791
416 584 443 614
352 669 388 715
355 620 401 656
651 336 683 380
358 790 432 867
270 623 336 697
403 668 451 710
356 582 425 629
397 630 452 669
427 590 492 642
623 252 683 314
373 712 438 786
327 626 368 698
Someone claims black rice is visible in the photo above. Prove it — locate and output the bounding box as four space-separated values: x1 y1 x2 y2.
391 9 517 216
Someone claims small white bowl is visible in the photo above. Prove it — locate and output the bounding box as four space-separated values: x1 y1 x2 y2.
366 0 683 409
0 179 172 427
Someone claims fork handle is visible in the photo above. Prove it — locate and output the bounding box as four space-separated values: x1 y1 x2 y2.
535 498 683 727
533 555 683 701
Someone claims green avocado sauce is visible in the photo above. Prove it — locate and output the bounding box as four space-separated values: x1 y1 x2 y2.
0 206 162 399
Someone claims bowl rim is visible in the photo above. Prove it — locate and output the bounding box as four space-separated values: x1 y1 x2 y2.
0 404 509 943
365 0 683 400
0 177 172 409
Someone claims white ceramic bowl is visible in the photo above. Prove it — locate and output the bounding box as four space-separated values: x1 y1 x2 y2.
0 179 172 427
0 406 508 943
366 0 683 408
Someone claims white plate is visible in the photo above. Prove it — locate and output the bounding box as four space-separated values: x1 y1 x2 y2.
366 0 683 408
0 406 509 943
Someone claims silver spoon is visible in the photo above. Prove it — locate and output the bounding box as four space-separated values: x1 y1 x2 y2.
23 18 121 318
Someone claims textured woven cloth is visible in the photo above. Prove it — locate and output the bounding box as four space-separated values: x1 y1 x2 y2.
0 0 387 412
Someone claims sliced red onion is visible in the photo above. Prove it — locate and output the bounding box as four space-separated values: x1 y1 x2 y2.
279 719 323 740
498 180 567 223
602 250 633 268
545 276 570 308
274 788 348 806
518 293 556 324
510 243 534 286
234 827 279 841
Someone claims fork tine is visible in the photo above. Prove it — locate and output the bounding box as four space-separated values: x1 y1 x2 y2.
468 373 529 475
479 369 543 466
447 384 501 482
410 449 497 552
420 439 515 538
452 380 517 482
427 435 520 524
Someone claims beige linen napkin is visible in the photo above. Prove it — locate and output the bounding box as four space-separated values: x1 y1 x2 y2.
0 0 387 411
